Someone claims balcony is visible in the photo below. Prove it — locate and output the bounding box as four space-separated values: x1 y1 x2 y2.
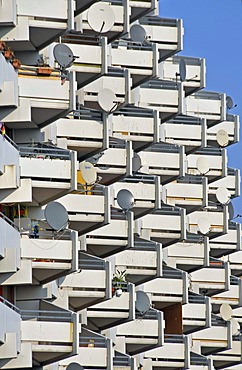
0 297 21 362
192 314 232 355
0 53 18 115
207 114 240 148
78 68 130 113
135 206 186 247
112 175 160 218
209 221 241 258
160 115 206 153
0 213 20 278
111 40 158 87
187 206 228 238
190 352 213 370
142 334 189 369
164 234 209 272
107 238 162 285
88 138 132 185
0 0 74 51
138 143 186 184
57 184 110 235
112 106 159 151
211 275 242 310
83 211 133 257
160 55 206 96
187 147 227 182
86 282 135 331
60 328 112 370
108 308 164 355
185 90 226 126
212 334 242 370
59 251 111 310
44 108 108 161
113 351 134 370
183 292 211 334
138 16 183 61
131 79 184 121
190 258 230 296
0 135 19 190
75 1 128 41
129 0 158 22
162 175 207 213
0 144 76 206
208 167 240 203
137 265 188 309
3 68 75 129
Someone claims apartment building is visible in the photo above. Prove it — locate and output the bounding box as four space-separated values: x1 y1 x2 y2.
0 1 241 370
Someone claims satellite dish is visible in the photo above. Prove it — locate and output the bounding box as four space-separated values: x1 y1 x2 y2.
130 24 147 43
44 202 69 231
79 161 97 185
220 303 232 321
98 88 117 113
216 187 230 204
132 153 142 173
196 157 210 175
228 202 235 220
117 189 134 211
135 291 151 315
197 217 210 235
226 96 234 110
87 2 115 33
216 129 229 147
231 318 240 336
179 59 187 82
66 364 84 370
53 44 75 69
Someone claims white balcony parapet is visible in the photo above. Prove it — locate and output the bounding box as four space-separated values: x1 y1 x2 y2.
0 134 19 190
187 147 227 181
59 251 111 311
112 106 159 151
159 55 206 95
159 115 206 153
212 335 242 370
208 167 240 202
135 206 186 247
0 0 74 51
185 90 226 126
131 79 184 121
58 184 110 235
0 53 18 112
191 258 230 296
207 114 240 148
183 292 211 334
209 221 241 259
0 213 20 275
138 143 186 184
211 275 242 309
138 16 183 61
0 297 21 362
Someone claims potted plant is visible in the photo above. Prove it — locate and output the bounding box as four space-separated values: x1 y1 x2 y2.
36 56 52 75
112 270 127 296
4 47 14 60
0 40 6 51
11 58 21 70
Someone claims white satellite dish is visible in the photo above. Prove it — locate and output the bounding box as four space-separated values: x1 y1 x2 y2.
44 202 69 231
98 88 117 113
79 161 97 185
117 189 134 212
130 24 147 43
216 187 230 204
196 157 210 175
220 303 232 321
87 2 115 33
216 129 229 147
231 318 240 336
197 217 210 235
135 291 151 315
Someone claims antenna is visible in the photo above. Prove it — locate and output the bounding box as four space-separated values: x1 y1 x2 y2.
117 189 134 212
226 96 237 110
216 129 229 147
87 3 115 33
197 217 210 235
66 364 84 370
53 44 77 69
216 187 230 205
135 291 151 316
44 202 69 231
98 88 118 113
196 157 210 175
79 161 97 185
220 303 232 321
130 24 147 43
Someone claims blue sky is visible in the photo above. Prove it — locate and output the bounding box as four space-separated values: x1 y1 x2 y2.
159 0 242 217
